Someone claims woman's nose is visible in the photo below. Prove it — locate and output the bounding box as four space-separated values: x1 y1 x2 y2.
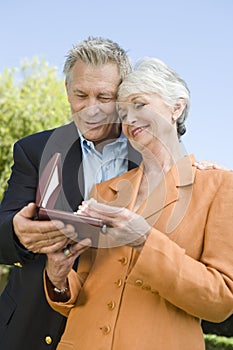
125 109 137 124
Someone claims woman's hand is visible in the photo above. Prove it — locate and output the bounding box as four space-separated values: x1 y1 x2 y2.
77 198 151 248
194 160 228 170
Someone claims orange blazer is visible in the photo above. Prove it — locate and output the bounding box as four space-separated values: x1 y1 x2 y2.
45 155 233 350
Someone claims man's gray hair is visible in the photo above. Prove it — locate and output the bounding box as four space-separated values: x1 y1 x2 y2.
118 57 191 138
63 36 131 84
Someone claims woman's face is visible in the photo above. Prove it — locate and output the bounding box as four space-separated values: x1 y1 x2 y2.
118 93 179 153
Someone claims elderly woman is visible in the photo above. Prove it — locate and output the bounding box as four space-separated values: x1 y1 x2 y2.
44 58 233 350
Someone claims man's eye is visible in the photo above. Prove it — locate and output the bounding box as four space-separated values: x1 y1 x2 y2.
75 94 87 99
99 97 113 103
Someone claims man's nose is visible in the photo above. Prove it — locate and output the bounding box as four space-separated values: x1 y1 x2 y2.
85 100 100 117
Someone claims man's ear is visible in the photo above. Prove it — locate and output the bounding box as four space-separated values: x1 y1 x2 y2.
65 81 71 103
65 81 69 94
172 98 186 120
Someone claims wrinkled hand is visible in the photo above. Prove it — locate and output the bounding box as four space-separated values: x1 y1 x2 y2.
194 160 228 170
78 198 151 248
13 203 77 254
45 239 91 290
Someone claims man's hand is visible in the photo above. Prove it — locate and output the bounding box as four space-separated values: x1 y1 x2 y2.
13 203 77 254
46 239 91 290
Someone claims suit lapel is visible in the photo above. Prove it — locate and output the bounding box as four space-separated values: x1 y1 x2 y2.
40 122 84 212
61 137 84 211
127 142 142 170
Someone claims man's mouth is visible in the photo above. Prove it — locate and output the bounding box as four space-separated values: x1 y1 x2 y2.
85 119 107 127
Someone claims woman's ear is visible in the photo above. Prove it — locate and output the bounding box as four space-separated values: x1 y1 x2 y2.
172 98 186 121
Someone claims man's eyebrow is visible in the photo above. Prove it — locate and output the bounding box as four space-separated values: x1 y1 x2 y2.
98 92 115 97
72 89 86 93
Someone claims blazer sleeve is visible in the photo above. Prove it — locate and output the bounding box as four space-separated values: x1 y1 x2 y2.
0 141 39 264
126 171 233 322
44 268 87 317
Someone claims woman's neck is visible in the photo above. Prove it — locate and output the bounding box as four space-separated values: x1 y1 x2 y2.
141 140 184 176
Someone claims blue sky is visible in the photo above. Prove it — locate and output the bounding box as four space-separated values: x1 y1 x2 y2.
1 0 233 167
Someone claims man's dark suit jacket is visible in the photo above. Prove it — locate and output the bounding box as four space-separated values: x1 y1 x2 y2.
0 122 141 350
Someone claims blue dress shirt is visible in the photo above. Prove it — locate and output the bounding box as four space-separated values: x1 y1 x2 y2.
78 131 128 199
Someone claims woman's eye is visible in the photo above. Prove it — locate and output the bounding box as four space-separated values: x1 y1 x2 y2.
135 103 145 109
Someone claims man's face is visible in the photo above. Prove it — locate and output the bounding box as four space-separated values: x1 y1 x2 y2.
66 60 121 146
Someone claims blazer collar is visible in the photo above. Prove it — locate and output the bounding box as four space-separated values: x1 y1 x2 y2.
108 155 196 221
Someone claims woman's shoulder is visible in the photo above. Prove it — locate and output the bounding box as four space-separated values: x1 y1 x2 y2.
194 165 233 194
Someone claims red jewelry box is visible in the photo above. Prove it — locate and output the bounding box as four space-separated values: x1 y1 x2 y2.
35 153 104 241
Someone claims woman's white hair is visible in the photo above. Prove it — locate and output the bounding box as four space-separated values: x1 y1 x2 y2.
118 57 190 138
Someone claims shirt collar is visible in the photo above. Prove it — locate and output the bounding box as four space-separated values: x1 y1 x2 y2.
77 128 127 151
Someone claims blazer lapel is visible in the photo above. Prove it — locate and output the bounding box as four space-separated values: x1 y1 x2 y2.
107 167 143 209
107 155 195 230
139 155 195 230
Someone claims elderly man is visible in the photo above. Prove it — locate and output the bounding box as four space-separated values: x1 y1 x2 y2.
0 37 141 350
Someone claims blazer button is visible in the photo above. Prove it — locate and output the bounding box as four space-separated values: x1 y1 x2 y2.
14 262 22 268
135 279 143 287
118 257 128 265
114 278 123 287
107 301 116 310
100 325 111 335
45 336 53 344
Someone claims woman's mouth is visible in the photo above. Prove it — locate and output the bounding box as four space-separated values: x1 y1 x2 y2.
131 126 147 138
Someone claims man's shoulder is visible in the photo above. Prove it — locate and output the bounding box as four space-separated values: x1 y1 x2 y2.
13 122 77 167
16 122 75 147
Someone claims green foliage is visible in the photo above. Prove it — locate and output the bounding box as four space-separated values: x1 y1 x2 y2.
0 57 71 200
205 334 233 350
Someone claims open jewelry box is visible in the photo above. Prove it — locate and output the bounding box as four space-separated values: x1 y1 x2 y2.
35 153 105 242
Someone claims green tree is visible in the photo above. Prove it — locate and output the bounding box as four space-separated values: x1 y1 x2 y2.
0 57 70 200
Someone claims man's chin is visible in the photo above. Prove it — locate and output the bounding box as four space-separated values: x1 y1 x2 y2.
82 130 106 142
83 125 121 143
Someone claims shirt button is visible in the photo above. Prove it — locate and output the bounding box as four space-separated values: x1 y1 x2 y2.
45 336 53 344
114 278 123 287
107 301 116 310
100 325 111 335
118 257 128 265
105 165 110 170
135 279 143 287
